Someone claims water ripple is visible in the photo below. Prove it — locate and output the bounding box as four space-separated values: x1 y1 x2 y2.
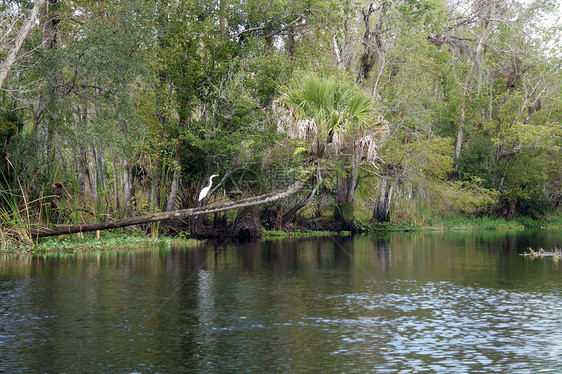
315 280 562 372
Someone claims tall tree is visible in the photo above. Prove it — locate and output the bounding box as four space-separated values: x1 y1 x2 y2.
277 74 386 227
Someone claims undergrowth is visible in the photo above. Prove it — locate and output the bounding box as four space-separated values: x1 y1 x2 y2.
425 215 524 230
262 229 351 239
358 221 423 233
1 228 200 253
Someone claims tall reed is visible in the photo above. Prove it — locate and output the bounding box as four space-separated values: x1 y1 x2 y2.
0 187 33 247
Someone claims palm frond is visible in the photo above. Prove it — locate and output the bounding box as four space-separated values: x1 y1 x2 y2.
277 74 388 162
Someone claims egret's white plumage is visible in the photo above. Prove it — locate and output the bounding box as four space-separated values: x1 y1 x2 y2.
198 174 219 201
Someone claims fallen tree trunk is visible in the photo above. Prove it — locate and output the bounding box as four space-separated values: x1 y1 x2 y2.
29 180 305 238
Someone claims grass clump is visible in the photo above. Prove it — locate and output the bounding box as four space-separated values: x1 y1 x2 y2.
425 215 524 231
358 221 422 233
0 188 35 249
521 213 562 229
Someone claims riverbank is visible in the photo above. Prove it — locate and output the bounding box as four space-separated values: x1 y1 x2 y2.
360 214 562 233
2 213 561 253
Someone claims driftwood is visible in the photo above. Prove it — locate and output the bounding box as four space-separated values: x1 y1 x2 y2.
29 180 305 238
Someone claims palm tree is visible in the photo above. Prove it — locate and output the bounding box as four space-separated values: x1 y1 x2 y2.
275 74 387 228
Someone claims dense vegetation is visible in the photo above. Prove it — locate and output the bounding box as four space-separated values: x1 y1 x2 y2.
1 0 561 242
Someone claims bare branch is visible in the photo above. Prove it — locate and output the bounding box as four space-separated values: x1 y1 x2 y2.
232 14 304 39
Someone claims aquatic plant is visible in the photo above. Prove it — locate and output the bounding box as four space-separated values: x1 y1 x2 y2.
521 247 562 261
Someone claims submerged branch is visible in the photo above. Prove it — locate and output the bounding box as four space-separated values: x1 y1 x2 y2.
521 247 562 260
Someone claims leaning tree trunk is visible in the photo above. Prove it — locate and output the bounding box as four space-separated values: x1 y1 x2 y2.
0 0 46 89
29 180 305 238
281 187 317 227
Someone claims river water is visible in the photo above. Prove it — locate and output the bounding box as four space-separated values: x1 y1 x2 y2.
1 229 561 373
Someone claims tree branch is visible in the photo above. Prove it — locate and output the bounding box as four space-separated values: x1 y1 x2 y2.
232 14 304 39
0 0 46 89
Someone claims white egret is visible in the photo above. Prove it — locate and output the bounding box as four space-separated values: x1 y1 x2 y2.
198 174 219 201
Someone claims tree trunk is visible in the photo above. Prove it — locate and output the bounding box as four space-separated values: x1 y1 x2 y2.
372 178 393 222
29 180 305 238
334 149 360 228
92 146 106 198
41 0 59 50
0 0 46 89
334 165 359 229
281 187 316 227
219 0 228 38
346 160 360 203
356 2 388 84
286 28 296 58
149 164 160 210
77 148 93 196
113 154 120 211
333 15 352 71
122 160 134 216
455 19 488 162
166 168 181 212
92 97 106 197
32 0 60 160
334 171 348 226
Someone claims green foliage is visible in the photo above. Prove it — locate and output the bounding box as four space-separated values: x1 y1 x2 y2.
0 186 33 248
428 180 498 216
335 202 354 221
0 110 23 149
426 215 524 231
379 135 498 220
515 186 554 219
280 73 378 136
458 135 494 188
359 221 422 233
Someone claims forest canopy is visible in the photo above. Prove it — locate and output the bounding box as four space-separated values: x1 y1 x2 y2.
1 0 560 237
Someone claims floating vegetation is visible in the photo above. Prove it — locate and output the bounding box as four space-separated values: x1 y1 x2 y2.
521 247 562 260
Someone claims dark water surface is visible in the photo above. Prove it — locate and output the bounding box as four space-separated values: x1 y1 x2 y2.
1 229 562 373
